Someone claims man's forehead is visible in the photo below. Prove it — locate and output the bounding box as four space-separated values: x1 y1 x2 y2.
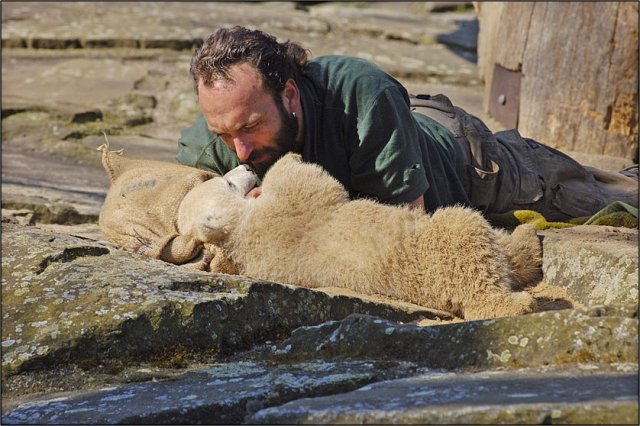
198 70 272 132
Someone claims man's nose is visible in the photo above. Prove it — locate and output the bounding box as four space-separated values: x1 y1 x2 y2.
233 137 254 162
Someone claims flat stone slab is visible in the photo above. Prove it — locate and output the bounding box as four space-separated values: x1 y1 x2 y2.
541 225 638 306
1 359 420 424
249 364 639 424
5 361 636 425
269 309 638 369
2 57 149 109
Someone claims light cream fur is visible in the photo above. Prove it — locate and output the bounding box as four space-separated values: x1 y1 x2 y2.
178 164 257 243
179 153 541 320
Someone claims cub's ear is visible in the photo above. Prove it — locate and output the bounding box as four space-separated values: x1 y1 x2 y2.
193 212 229 243
264 152 303 181
282 152 303 163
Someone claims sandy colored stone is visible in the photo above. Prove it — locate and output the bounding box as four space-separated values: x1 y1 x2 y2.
541 225 638 306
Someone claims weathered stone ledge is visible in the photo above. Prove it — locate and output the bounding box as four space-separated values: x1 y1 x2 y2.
3 207 638 424
541 225 638 306
1 360 420 424
249 364 639 424
4 359 636 425
2 203 98 226
268 306 638 369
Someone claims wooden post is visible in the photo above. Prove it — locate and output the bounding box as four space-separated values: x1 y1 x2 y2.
477 2 638 162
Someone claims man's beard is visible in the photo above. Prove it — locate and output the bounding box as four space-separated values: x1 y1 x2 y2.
246 97 300 177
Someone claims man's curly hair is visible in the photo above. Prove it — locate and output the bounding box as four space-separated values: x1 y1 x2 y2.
190 26 309 96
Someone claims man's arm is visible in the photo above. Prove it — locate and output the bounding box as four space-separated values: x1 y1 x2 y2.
350 86 430 207
176 114 240 175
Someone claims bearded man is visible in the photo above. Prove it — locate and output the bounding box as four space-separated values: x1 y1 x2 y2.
177 26 638 219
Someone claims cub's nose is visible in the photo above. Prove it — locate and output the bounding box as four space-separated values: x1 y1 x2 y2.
230 164 252 173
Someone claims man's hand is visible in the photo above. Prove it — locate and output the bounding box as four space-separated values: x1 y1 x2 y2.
247 186 262 198
407 196 424 211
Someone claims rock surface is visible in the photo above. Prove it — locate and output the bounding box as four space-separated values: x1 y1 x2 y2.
541 226 638 306
269 308 638 368
2 2 638 424
2 360 421 424
250 365 638 425
2 220 637 423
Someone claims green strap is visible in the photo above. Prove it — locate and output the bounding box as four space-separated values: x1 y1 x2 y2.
488 201 638 230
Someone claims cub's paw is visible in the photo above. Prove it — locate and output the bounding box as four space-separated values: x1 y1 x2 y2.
464 291 536 321
193 212 229 243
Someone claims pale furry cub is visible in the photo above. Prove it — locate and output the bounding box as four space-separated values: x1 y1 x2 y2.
178 153 541 320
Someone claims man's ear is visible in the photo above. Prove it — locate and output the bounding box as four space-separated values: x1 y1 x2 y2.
281 78 300 113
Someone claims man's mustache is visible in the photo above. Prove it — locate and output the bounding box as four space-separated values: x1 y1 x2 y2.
245 147 289 176
248 147 279 164
247 142 293 167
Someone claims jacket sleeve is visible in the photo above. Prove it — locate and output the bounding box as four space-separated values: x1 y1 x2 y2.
176 113 240 175
349 85 429 205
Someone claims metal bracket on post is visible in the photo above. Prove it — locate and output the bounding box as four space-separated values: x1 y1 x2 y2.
488 63 522 130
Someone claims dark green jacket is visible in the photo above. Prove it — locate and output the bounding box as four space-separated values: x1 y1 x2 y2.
176 55 470 211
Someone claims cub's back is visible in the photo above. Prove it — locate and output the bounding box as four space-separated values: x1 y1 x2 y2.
244 198 420 290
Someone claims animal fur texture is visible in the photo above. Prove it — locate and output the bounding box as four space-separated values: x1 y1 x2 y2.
98 145 238 274
178 153 542 320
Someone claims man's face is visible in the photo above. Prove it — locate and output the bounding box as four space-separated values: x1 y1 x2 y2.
197 62 300 177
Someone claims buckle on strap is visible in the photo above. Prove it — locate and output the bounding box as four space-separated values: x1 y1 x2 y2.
409 94 455 118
